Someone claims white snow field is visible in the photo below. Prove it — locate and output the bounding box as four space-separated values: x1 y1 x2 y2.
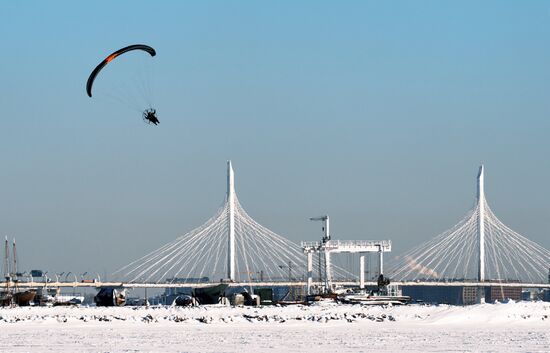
1 301 549 353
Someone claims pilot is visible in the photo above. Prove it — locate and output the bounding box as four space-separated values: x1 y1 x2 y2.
144 109 159 125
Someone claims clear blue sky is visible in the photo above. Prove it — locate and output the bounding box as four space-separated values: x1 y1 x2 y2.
1 1 549 276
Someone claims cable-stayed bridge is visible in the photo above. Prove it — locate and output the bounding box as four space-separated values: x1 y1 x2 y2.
387 165 550 286
112 161 356 286
6 163 550 292
109 163 549 290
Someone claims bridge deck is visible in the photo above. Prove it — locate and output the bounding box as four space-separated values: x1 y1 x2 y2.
3 281 550 289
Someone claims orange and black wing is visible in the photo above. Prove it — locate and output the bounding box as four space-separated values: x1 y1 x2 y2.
86 44 156 97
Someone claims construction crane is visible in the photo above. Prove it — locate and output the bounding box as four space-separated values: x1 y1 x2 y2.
309 215 330 243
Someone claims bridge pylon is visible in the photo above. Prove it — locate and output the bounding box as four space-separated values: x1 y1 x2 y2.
114 161 356 284
387 165 550 286
227 160 235 281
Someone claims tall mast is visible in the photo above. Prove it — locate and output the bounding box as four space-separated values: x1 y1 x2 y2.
3 237 10 280
12 238 17 278
227 160 236 281
477 165 485 282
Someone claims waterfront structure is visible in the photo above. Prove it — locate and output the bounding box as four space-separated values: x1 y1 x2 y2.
403 284 522 305
114 161 355 284
388 166 550 285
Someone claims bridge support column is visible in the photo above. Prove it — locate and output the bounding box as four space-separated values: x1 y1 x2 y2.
324 250 332 293
378 248 384 276
477 166 486 303
359 254 365 289
477 165 485 283
477 287 486 304
307 252 313 295
227 161 236 281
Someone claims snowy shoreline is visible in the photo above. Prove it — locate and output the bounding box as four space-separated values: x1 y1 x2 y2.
1 302 549 352
1 301 549 325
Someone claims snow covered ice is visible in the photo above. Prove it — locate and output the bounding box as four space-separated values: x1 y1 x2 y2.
0 301 549 352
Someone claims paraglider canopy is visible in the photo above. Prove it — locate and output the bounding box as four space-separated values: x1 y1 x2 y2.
86 44 159 125
86 44 156 98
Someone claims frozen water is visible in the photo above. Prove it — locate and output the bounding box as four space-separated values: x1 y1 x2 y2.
1 301 549 352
